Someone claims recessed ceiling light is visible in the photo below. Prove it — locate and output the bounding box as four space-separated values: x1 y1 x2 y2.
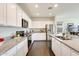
54 4 58 7
35 4 39 8
36 13 40 16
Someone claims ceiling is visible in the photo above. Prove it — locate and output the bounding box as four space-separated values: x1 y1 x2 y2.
18 3 79 18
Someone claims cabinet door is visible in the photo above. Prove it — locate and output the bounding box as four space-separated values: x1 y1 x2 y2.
55 39 61 56
7 3 17 26
22 11 27 20
32 33 46 43
0 4 6 25
16 38 28 56
70 49 79 56
52 38 56 55
61 43 70 56
3 3 7 25
51 38 54 51
16 5 22 27
21 39 28 56
1 46 17 56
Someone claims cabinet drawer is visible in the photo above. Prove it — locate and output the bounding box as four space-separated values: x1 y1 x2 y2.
1 46 17 56
61 43 70 56
70 49 79 56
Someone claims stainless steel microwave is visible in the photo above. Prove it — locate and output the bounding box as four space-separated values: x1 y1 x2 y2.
22 18 28 28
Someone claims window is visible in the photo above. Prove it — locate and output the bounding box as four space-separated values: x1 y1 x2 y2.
57 21 63 34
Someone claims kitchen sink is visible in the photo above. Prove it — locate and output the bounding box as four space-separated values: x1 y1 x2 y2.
56 36 65 40
56 36 72 40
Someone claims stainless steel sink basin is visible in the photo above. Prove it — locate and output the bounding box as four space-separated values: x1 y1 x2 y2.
56 36 64 40
56 36 71 40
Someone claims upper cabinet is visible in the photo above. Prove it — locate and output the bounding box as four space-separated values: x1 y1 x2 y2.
0 3 31 27
22 11 32 28
6 3 17 26
0 4 6 25
16 5 22 27
22 11 26 20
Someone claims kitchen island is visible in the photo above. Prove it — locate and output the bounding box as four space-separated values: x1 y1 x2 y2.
49 34 79 56
0 37 28 56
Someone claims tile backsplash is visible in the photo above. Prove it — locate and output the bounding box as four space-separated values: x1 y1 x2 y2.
0 26 26 38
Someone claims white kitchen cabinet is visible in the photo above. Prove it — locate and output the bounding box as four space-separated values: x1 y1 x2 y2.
6 3 17 26
1 46 17 56
22 11 30 23
52 37 70 56
22 10 32 28
16 38 28 56
0 3 6 25
52 38 56 55
3 4 7 25
51 37 54 50
70 49 79 56
55 39 61 56
52 38 57 55
16 5 22 27
61 43 71 56
32 33 46 43
0 3 31 27
1 38 28 56
51 36 79 56
22 11 27 20
52 38 61 56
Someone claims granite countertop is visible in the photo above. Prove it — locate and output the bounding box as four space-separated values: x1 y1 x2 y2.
0 37 27 55
49 34 79 53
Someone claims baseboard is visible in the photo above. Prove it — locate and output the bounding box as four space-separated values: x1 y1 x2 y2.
33 40 51 42
49 48 55 56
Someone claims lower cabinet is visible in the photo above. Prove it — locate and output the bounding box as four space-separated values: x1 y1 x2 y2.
52 37 79 56
1 46 17 56
32 33 46 43
61 43 70 56
16 38 28 56
55 39 61 56
52 37 56 54
1 38 28 56
52 38 61 56
70 49 79 56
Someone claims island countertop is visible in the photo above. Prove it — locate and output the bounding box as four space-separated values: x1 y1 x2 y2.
0 37 27 55
49 34 79 53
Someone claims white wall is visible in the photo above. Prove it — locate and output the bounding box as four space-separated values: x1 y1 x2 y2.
32 17 54 28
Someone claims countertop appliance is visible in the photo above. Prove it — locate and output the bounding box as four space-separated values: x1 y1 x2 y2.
16 31 25 37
